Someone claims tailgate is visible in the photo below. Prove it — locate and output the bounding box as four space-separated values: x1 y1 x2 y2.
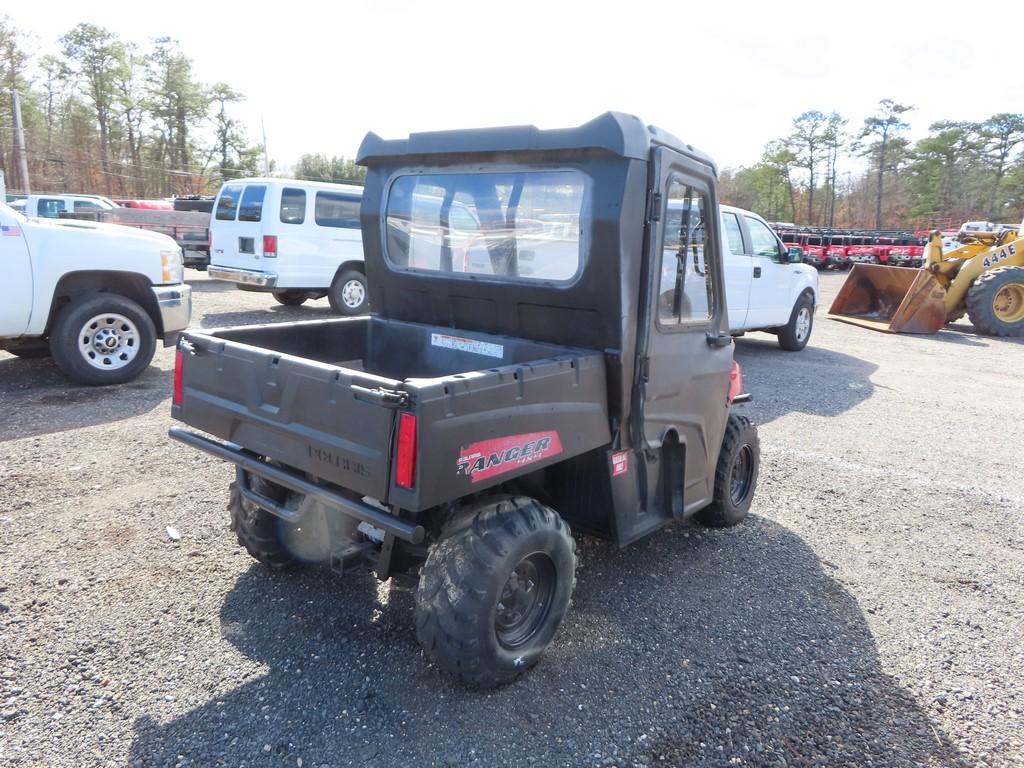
173 334 397 500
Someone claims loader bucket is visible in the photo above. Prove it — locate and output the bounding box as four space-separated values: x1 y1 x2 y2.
828 264 947 334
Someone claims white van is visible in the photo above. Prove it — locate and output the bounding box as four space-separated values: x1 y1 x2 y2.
207 178 368 314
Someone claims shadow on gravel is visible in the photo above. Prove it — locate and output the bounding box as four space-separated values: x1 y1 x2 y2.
0 361 167 441
129 518 965 768
735 337 879 425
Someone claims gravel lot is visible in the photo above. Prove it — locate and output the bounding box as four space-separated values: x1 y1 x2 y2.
2 272 1022 767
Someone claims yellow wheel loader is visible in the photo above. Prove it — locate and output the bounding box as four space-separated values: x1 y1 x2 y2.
829 220 1024 336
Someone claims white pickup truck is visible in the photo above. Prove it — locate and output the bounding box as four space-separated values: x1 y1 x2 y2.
16 193 119 218
665 202 819 350
720 204 819 350
0 201 192 385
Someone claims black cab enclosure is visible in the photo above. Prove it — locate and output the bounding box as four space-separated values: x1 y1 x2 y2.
169 113 758 687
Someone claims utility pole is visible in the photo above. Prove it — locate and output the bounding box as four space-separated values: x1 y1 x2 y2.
261 114 269 176
11 88 30 194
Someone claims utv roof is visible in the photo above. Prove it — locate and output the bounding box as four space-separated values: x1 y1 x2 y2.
356 112 717 175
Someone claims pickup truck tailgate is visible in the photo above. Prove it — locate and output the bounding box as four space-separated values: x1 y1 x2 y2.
174 336 397 500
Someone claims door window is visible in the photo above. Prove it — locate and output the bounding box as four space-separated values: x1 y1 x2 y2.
215 185 243 221
38 198 63 218
238 185 266 222
315 192 361 228
721 212 745 255
658 179 716 325
745 216 780 257
280 187 306 224
73 199 105 212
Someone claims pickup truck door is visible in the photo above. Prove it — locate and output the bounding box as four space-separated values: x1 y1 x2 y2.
0 208 33 335
635 147 733 527
721 210 751 331
743 214 792 327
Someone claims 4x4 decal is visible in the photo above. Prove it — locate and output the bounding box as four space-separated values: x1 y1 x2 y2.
456 431 563 483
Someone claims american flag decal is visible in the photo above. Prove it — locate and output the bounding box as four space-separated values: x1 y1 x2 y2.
1 225 22 237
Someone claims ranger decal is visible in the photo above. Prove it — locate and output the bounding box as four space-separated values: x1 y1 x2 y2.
456 431 563 483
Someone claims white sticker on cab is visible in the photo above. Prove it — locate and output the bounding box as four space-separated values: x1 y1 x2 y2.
430 333 504 359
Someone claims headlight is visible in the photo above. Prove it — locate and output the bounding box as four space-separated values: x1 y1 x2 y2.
161 249 184 284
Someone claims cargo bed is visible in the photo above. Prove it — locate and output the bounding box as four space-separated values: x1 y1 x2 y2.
173 316 611 512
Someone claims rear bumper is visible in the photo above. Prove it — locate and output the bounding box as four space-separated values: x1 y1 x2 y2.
208 265 278 288
152 283 192 346
167 427 425 544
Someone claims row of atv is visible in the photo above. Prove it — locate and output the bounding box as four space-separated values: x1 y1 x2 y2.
777 229 927 271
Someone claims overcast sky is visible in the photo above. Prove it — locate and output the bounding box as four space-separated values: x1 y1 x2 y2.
8 0 1022 173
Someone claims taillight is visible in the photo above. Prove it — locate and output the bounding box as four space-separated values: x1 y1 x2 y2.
263 235 277 257
728 360 743 404
395 412 417 489
172 347 184 406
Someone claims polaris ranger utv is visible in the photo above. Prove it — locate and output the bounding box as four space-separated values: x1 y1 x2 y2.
169 113 760 687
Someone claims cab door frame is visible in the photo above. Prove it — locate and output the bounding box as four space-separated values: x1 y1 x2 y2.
631 145 734 520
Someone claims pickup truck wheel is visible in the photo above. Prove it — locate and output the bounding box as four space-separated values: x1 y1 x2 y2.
415 496 576 688
228 477 296 569
49 293 156 385
4 340 51 359
696 413 760 528
272 290 308 307
777 293 814 351
328 269 368 315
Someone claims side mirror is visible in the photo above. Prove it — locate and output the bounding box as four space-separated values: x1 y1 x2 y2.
787 246 803 264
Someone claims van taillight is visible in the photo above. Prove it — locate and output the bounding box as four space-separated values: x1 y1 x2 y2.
395 412 417 489
263 235 277 257
173 348 184 406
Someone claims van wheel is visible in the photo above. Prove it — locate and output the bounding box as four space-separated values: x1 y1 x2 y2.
50 293 156 386
696 413 760 528
272 290 308 307
415 496 576 688
778 293 814 351
328 269 368 315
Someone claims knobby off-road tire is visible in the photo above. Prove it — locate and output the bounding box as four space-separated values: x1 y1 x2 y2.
50 293 156 386
228 477 296 570
966 266 1024 338
328 269 369 316
415 497 576 688
272 290 308 306
777 292 814 351
696 413 760 528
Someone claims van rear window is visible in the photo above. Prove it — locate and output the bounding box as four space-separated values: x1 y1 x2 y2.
239 185 266 222
314 192 361 228
280 188 306 224
215 185 243 221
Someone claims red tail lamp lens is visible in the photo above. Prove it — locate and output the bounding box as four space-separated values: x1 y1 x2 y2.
395 412 417 489
263 235 277 256
173 348 184 406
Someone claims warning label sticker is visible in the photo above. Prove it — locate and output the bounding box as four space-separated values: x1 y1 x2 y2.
431 333 504 359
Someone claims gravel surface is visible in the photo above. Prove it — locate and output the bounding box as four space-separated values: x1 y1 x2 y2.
1 272 1022 767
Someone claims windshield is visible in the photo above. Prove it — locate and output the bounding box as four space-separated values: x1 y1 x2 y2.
385 170 587 283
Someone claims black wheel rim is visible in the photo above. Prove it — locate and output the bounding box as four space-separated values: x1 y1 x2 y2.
495 552 555 649
729 445 754 506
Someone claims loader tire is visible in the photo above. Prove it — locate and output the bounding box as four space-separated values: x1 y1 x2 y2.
228 476 296 569
696 413 760 528
415 496 576 688
777 292 814 351
966 266 1024 337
